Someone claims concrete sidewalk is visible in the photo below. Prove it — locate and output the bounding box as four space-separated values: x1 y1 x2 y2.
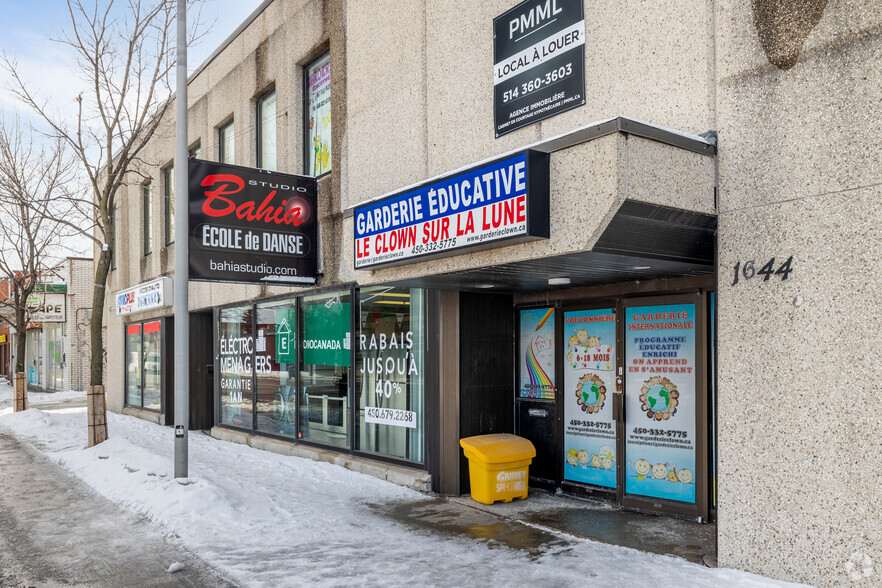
0 431 234 587
8 390 716 579
375 491 716 567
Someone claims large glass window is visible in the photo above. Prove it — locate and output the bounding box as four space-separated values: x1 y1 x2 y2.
356 287 425 463
28 330 43 386
142 321 161 410
163 166 174 244
299 290 350 448
125 324 142 406
257 91 277 170
216 288 427 463
255 299 297 436
305 53 331 176
219 119 235 164
143 182 152 255
47 323 64 390
125 320 162 410
219 305 253 429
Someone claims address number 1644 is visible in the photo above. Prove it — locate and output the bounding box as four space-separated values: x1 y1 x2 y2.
732 256 793 286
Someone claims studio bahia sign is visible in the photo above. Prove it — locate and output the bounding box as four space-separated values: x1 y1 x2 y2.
188 159 318 286
354 150 550 269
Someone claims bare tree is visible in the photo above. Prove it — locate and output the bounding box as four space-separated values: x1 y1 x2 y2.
0 117 81 410
2 1 205 442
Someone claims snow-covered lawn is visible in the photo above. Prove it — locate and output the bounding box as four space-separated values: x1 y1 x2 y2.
0 386 805 587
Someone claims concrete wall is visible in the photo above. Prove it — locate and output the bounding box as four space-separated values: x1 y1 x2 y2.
343 0 716 211
715 1 882 585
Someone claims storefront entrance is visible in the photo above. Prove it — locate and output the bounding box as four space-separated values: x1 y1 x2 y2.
516 291 711 520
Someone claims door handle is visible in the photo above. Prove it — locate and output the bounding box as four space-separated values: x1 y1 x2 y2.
613 376 623 421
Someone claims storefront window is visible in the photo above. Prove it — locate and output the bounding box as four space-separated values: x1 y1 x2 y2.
299 290 350 448
215 287 426 464
125 320 163 410
142 321 161 410
356 287 425 463
47 323 64 390
28 330 43 387
125 324 142 406
219 305 254 429
255 299 297 437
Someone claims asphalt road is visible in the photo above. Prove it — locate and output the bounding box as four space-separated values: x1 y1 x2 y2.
0 431 235 587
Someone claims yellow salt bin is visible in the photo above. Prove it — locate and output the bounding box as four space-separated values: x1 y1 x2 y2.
459 434 536 505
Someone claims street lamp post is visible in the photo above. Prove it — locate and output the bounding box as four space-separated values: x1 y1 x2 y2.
173 0 190 478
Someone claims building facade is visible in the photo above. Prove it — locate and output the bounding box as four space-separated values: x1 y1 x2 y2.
102 1 882 586
18 258 94 392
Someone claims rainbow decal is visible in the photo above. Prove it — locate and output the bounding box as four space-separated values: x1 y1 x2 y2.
524 335 555 398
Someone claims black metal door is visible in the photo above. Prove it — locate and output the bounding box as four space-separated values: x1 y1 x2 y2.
515 399 556 487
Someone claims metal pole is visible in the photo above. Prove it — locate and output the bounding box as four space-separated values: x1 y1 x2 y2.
173 0 190 478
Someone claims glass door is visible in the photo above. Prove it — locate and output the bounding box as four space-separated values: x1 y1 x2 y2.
620 293 708 519
29 330 44 386
48 323 64 390
561 307 618 490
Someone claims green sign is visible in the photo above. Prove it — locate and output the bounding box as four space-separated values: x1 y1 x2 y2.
34 283 67 293
275 308 296 364
303 301 350 367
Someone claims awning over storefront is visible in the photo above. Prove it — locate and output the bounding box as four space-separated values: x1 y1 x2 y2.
384 200 716 292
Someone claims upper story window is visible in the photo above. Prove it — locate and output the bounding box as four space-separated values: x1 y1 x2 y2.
305 53 331 176
143 182 152 255
257 90 277 170
163 166 174 245
219 120 235 165
189 143 201 159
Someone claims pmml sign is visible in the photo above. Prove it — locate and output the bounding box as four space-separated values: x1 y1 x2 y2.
493 0 586 136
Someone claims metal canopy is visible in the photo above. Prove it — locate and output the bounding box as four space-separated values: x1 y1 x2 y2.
385 201 716 294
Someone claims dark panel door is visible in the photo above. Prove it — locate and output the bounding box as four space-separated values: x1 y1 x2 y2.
459 292 514 493
164 312 215 431
515 400 556 486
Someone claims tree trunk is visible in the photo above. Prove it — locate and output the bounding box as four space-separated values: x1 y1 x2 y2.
13 306 27 411
87 248 111 445
14 307 26 374
89 249 111 387
14 373 26 412
87 385 107 446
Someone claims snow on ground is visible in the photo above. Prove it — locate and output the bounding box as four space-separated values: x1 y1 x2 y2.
0 389 806 588
0 380 86 407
